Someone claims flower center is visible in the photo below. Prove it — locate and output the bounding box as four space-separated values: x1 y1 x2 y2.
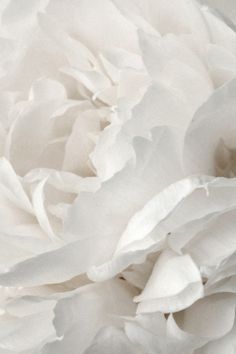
215 139 236 177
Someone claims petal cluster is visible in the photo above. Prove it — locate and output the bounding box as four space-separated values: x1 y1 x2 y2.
0 0 236 353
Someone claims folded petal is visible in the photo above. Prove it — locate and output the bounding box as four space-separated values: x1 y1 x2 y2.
135 250 203 313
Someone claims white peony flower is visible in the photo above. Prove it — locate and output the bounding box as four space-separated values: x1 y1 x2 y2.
1 0 236 353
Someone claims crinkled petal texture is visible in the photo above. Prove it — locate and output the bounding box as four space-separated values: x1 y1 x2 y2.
1 0 236 353
41 279 138 354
